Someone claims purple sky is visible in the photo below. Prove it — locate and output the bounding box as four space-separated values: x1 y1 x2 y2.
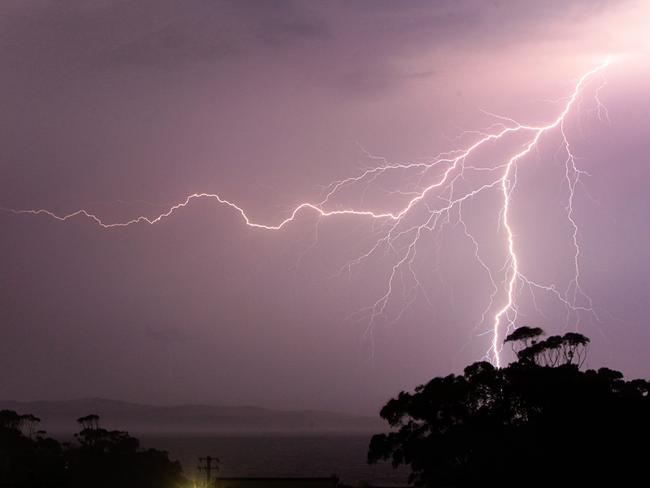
1 1 649 414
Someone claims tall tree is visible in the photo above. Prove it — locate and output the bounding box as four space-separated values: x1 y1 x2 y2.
369 329 649 487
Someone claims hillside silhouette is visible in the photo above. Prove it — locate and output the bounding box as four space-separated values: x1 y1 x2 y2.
0 399 383 435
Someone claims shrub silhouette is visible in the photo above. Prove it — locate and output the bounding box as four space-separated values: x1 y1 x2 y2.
368 329 649 487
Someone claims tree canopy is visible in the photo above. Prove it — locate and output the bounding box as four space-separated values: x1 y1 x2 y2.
368 328 649 487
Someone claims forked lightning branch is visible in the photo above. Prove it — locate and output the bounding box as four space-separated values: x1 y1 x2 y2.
4 59 612 366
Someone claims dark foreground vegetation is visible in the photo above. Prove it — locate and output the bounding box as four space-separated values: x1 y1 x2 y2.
368 328 650 487
3 328 648 488
0 413 185 488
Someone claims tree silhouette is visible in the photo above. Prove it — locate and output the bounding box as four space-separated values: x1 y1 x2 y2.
503 325 544 356
1 412 185 488
20 414 41 438
67 417 185 488
508 331 590 369
0 410 66 487
76 414 100 431
368 328 649 487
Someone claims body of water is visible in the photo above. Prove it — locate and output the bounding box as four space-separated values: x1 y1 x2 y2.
142 434 408 486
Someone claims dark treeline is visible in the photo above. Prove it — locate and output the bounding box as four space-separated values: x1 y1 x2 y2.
3 327 648 487
369 328 650 487
0 412 185 488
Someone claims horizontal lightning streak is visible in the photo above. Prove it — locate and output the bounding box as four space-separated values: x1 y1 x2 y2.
3 58 611 367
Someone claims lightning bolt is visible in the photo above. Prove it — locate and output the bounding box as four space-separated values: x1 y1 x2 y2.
2 59 611 367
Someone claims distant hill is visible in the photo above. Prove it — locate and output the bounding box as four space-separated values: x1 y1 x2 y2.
0 398 384 435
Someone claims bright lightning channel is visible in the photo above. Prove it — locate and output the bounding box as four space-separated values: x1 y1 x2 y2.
3 59 611 367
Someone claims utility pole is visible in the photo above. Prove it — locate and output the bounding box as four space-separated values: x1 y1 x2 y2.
198 456 220 486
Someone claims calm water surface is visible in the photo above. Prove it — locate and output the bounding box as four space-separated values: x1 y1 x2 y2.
142 434 408 486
